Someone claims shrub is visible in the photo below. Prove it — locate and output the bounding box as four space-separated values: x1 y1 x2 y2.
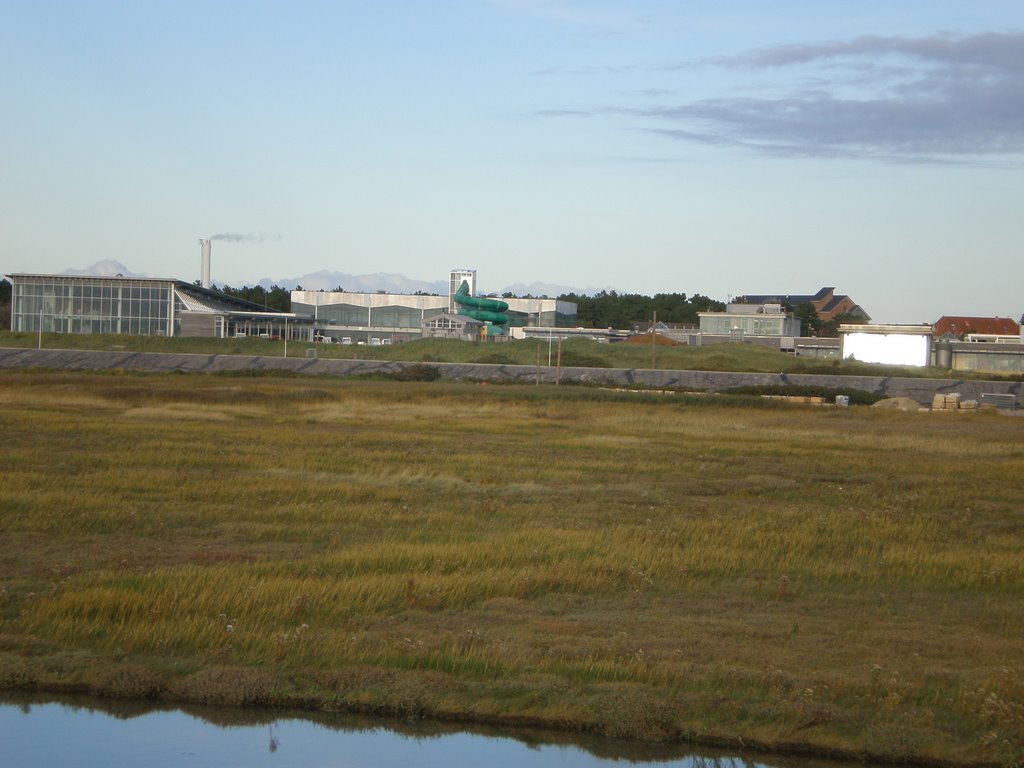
558 351 611 369
391 364 442 382
0 655 40 689
177 667 278 706
724 384 885 405
90 665 165 699
474 353 516 365
585 683 678 741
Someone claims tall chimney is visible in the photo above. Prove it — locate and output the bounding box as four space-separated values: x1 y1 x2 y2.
198 239 211 288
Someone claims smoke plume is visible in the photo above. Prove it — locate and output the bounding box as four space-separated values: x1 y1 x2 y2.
210 232 281 242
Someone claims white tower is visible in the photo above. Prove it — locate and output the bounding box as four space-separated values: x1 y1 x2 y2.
199 239 211 288
449 269 476 312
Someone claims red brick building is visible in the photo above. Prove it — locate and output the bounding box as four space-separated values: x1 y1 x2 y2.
933 316 1020 340
736 287 868 322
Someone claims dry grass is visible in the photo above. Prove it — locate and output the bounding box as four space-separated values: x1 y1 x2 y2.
0 370 1021 764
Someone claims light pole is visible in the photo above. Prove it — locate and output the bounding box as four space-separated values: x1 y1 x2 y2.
556 336 562 385
651 310 657 369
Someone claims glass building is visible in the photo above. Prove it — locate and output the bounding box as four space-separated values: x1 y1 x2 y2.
948 342 1024 372
7 274 298 338
698 307 802 338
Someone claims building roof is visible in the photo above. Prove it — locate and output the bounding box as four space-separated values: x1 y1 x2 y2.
933 316 1020 338
736 286 869 322
175 282 276 313
736 287 834 306
819 294 851 314
8 272 181 283
839 323 933 335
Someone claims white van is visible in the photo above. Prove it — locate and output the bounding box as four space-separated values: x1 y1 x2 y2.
341 337 353 345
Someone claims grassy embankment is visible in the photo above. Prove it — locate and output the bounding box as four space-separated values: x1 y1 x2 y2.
1 370 1022 765
0 329 1002 380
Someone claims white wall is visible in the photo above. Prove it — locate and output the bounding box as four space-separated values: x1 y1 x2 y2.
841 331 931 366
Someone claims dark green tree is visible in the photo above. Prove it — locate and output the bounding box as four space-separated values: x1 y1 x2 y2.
558 291 725 329
0 278 11 331
789 302 823 336
217 284 291 312
819 311 865 338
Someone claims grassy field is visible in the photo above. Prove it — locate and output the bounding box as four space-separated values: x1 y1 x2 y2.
1 370 1022 765
2 329 1003 380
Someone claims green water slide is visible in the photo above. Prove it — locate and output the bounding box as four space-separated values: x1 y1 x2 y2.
454 280 509 329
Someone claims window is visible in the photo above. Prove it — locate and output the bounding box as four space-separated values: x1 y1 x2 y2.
11 277 174 335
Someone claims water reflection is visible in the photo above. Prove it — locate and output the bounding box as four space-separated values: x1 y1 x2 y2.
1 693 844 768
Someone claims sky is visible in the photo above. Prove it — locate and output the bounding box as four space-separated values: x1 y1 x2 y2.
2 1 1023 323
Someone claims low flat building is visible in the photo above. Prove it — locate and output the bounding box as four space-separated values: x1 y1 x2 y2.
946 340 1024 373
422 312 484 341
839 324 933 367
510 326 630 342
698 304 802 339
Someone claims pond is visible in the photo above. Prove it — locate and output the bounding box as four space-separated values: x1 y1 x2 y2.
1 694 848 768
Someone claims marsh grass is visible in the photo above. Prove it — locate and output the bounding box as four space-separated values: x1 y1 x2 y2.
1 371 1022 763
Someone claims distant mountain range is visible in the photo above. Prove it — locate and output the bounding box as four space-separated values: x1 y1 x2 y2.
500 281 601 299
62 260 144 278
62 261 609 298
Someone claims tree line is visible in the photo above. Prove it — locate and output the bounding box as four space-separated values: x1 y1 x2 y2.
215 283 292 312
555 291 726 329
554 291 858 336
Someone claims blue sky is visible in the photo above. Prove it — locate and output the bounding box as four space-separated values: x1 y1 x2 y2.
2 1 1022 322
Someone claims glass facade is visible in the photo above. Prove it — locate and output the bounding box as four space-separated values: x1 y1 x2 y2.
505 309 574 328
699 314 799 337
426 315 465 330
293 300 446 329
370 304 436 328
951 349 1024 373
12 276 174 336
295 301 370 326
